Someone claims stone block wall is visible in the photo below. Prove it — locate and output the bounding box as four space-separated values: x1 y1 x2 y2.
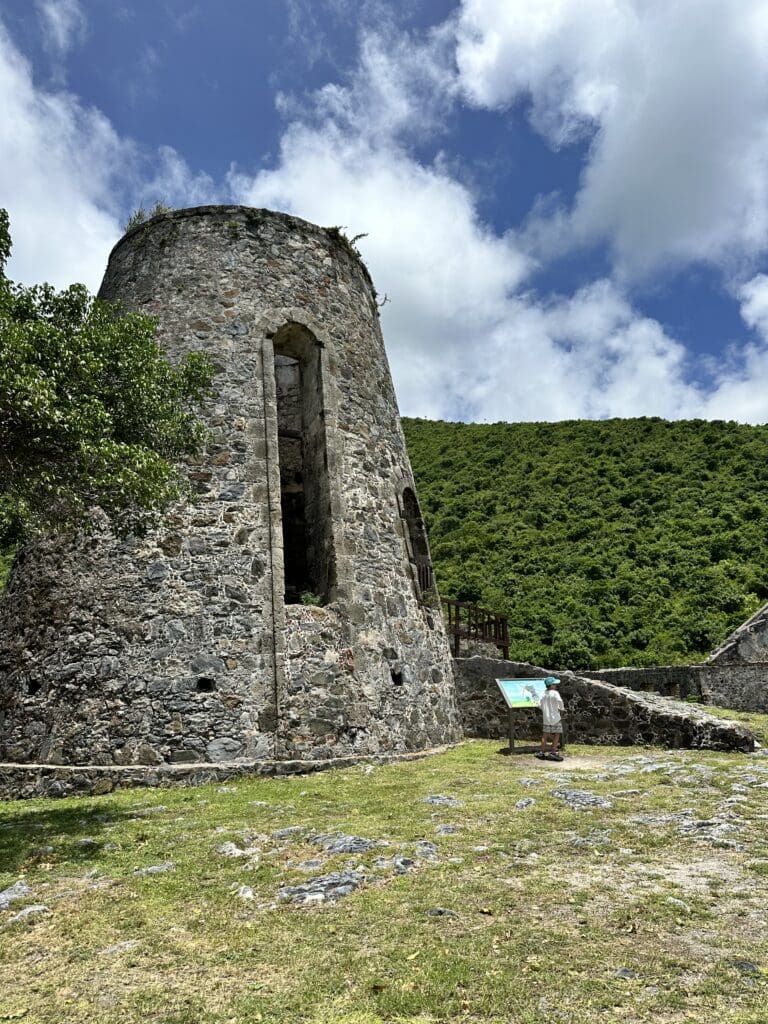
708 601 768 664
454 658 755 752
580 665 702 699
581 664 768 714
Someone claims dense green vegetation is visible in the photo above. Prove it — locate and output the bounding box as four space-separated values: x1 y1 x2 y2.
404 417 768 669
0 209 212 551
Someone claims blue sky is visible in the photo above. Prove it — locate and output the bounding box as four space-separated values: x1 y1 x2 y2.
3 0 768 423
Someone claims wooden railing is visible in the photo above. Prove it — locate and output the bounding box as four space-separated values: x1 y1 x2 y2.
416 559 434 594
443 599 509 660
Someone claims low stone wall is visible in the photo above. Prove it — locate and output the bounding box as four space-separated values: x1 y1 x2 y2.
580 665 702 699
0 744 455 801
454 658 755 752
582 664 768 713
697 663 768 712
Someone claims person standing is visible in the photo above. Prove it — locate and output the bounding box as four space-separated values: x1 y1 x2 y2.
536 676 564 761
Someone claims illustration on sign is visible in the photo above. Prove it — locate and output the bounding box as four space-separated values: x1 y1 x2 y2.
496 678 548 709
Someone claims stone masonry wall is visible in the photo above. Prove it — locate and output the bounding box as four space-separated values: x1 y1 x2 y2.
582 664 768 713
455 658 755 752
708 601 768 665
0 207 461 769
581 666 702 699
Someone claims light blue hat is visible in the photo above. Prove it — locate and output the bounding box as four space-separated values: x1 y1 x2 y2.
544 676 560 687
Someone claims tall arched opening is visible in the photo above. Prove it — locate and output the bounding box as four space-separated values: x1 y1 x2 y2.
272 322 334 604
401 487 434 596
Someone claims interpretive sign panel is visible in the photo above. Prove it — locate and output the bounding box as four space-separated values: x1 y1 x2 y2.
496 678 547 709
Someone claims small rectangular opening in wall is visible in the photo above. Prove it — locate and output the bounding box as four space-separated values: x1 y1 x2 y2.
196 678 216 693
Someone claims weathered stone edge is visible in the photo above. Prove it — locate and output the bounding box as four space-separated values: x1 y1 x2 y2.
111 205 373 285
0 743 460 801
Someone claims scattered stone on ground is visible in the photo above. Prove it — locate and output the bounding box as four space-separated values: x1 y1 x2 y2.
666 897 691 913
312 833 381 854
0 881 32 910
424 794 463 807
8 904 50 924
278 871 365 905
553 788 614 810
435 824 459 835
615 967 637 980
297 859 324 871
128 806 168 818
414 840 439 861
631 809 743 848
518 778 541 788
427 907 458 918
217 841 248 858
394 856 415 874
515 798 535 810
28 845 54 857
272 826 307 840
133 862 176 876
234 885 255 901
571 828 611 848
99 940 141 956
730 960 761 974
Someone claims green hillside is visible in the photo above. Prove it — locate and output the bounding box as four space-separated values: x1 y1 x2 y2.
403 417 768 669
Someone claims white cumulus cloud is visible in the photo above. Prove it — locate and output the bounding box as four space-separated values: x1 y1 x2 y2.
456 0 768 278
0 21 128 289
228 22 718 422
0 18 215 291
228 13 768 423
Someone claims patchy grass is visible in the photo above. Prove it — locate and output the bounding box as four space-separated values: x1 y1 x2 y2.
2 740 768 1023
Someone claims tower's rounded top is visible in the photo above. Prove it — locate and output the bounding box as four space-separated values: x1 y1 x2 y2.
112 205 370 279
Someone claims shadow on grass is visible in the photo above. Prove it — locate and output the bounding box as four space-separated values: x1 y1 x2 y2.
0 798 167 877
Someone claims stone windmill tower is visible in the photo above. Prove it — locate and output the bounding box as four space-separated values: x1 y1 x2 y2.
0 207 461 769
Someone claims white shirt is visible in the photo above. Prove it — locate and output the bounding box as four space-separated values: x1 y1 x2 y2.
540 689 564 727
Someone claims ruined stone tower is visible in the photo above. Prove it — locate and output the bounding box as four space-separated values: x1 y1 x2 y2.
0 206 461 768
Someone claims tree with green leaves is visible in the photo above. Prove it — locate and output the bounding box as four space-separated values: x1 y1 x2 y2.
0 208 213 547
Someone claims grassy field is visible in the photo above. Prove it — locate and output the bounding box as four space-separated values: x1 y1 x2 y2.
2 719 768 1024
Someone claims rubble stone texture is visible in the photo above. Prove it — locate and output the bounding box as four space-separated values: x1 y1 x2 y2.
708 601 768 665
0 206 461 769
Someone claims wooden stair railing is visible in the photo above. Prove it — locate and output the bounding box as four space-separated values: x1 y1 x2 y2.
443 599 509 660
